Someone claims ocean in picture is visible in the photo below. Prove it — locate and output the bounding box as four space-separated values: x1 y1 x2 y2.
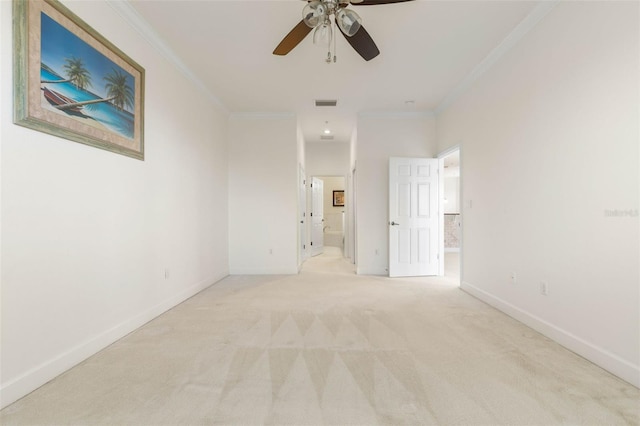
41 66 135 139
40 11 135 140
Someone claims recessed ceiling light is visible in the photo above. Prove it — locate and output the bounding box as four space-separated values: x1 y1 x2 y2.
324 129 331 134
405 100 415 106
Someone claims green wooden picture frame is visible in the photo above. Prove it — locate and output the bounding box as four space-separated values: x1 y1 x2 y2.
13 0 145 160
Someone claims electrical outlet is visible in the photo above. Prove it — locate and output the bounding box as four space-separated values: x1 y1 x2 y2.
510 272 517 285
164 268 170 279
540 281 549 296
269 249 273 255
375 249 379 255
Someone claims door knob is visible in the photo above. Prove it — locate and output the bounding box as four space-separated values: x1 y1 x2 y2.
390 221 400 226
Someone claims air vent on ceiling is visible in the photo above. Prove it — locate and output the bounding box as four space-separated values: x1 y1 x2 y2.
320 135 335 141
315 99 337 107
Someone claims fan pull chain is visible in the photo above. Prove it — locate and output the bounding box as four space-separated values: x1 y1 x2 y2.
325 20 333 64
333 24 337 63
324 20 337 64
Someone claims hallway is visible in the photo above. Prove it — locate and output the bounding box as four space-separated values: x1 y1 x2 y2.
1 252 637 424
302 246 356 275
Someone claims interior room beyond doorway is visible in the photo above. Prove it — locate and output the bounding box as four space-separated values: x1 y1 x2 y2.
312 176 345 255
441 149 461 283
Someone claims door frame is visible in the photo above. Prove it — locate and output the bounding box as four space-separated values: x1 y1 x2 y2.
308 175 348 256
310 176 325 257
437 144 462 285
298 164 307 270
349 167 357 264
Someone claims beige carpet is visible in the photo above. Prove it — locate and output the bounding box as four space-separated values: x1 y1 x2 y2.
1 248 638 425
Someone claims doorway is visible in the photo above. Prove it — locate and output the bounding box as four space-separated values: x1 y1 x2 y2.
309 176 346 256
438 147 461 284
298 164 307 269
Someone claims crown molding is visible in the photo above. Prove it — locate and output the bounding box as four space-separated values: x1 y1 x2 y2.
106 0 228 113
435 1 558 115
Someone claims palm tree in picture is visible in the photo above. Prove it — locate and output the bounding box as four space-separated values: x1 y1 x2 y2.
64 57 93 90
55 68 134 112
103 68 134 111
41 56 92 90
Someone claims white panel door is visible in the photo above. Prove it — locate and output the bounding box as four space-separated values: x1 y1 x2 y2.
311 177 324 257
389 157 439 277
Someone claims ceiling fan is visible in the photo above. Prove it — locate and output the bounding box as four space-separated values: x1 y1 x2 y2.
273 0 414 63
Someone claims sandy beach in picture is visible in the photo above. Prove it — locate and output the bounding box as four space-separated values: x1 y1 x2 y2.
39 87 112 133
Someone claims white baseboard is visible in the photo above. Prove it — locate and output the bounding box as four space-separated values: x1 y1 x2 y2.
229 267 298 275
461 281 640 388
0 273 228 409
356 267 388 276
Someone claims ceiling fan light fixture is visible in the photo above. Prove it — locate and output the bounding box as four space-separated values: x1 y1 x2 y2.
313 21 333 46
336 8 362 36
274 0 399 61
302 1 327 28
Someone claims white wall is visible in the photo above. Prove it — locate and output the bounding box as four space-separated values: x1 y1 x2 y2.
228 114 299 274
305 142 349 177
0 0 229 408
349 128 357 172
437 1 639 386
444 176 460 214
356 113 437 275
297 125 306 171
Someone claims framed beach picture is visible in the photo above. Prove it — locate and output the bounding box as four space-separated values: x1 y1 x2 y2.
13 0 145 160
333 190 344 207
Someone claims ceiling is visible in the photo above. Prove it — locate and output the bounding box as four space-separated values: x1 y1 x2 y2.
127 0 539 144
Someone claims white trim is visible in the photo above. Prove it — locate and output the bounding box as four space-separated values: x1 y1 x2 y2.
461 281 640 388
437 145 462 281
228 267 298 275
298 163 307 270
356 267 388 276
437 144 461 160
438 157 445 276
0 273 228 409
435 1 558 115
105 0 227 113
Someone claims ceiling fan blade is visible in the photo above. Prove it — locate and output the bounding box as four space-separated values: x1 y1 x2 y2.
336 20 380 61
273 20 313 56
351 0 414 5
